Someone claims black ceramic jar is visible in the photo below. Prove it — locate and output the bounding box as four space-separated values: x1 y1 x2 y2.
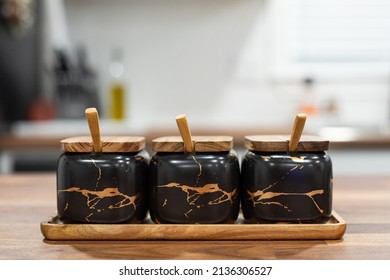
57 136 149 223
241 135 333 223
149 136 240 224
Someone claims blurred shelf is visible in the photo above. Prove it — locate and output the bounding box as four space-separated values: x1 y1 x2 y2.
1 121 390 174
1 121 390 150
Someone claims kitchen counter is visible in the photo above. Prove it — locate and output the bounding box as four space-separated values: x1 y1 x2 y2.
2 119 390 151
2 125 390 174
2 128 390 150
0 173 389 259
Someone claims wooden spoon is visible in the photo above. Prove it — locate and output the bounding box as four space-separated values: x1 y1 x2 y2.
85 107 102 152
176 114 195 153
288 113 307 152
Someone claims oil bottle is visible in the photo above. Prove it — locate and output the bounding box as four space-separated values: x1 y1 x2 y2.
108 48 126 120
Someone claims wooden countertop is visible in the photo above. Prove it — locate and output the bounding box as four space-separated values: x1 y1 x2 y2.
0 173 389 259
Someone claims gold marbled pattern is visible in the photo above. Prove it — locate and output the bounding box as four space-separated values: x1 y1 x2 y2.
247 156 326 214
91 159 102 189
158 182 237 218
159 183 236 205
191 155 202 185
58 187 140 221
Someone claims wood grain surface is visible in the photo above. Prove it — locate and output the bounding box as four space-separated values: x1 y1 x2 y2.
0 173 389 259
288 113 307 152
85 108 102 152
245 135 330 152
175 114 195 153
40 212 345 241
152 136 233 152
61 136 145 153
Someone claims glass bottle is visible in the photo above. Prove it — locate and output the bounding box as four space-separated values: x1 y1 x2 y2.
108 48 126 120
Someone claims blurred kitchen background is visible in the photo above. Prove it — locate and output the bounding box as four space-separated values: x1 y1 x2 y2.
1 0 390 174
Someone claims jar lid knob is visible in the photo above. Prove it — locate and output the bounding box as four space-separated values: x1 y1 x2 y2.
85 107 102 152
176 114 195 153
288 113 307 152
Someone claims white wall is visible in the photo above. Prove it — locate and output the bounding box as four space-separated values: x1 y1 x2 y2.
62 0 390 132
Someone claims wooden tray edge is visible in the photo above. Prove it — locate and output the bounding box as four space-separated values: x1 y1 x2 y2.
41 211 346 241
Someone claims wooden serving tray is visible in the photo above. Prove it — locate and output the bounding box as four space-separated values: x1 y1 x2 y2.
40 211 346 241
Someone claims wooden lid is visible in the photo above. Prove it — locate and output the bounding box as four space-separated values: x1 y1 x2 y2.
152 136 233 152
61 136 145 153
245 135 329 152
